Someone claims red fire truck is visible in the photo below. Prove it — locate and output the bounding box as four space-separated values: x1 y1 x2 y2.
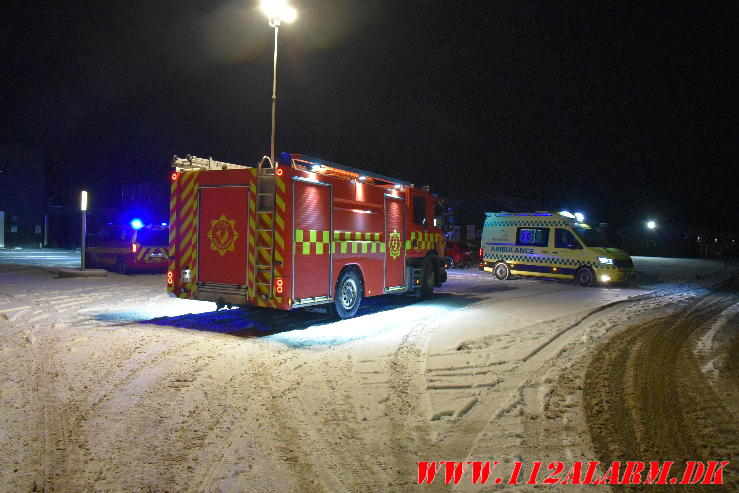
167 153 447 318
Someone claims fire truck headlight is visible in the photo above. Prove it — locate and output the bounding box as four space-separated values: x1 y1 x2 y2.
597 257 613 265
181 268 192 283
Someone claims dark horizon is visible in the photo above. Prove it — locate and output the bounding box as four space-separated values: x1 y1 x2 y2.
2 0 736 231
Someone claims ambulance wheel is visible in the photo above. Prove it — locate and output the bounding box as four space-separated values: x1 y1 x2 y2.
334 270 363 319
115 256 129 275
493 262 510 280
576 267 595 287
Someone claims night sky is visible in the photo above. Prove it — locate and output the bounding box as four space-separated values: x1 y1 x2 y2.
3 1 737 230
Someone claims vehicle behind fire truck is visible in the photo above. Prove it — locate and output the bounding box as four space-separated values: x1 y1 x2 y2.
167 153 447 318
86 223 169 274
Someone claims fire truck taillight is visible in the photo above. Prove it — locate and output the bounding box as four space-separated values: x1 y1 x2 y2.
170 171 181 182
274 278 284 294
275 167 283 176
132 243 138 253
167 271 174 285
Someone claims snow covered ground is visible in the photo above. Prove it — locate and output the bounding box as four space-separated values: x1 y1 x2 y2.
0 255 736 491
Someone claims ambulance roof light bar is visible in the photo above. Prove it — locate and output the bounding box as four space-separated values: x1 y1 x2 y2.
288 153 412 187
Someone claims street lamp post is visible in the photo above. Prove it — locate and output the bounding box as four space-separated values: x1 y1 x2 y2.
80 191 88 270
260 0 297 165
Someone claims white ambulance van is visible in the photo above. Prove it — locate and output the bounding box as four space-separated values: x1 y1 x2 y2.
479 211 634 286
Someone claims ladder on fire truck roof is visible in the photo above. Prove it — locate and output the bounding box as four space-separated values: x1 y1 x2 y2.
254 158 276 301
170 154 250 171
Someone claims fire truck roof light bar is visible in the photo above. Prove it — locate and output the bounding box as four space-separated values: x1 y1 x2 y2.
288 154 412 187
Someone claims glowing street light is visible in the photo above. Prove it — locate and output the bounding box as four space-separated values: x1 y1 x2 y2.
260 0 297 165
646 220 657 230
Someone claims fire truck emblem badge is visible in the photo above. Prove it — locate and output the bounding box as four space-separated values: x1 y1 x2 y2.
207 214 239 257
388 230 402 260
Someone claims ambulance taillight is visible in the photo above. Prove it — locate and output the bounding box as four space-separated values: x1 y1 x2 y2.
167 271 174 285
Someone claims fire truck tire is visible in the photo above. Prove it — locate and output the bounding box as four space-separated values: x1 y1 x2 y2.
493 261 510 280
334 269 363 319
419 258 436 298
444 256 455 270
115 256 129 275
575 266 595 287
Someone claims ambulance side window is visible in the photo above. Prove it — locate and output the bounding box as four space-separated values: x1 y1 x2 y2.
413 196 426 226
516 227 549 247
555 228 582 249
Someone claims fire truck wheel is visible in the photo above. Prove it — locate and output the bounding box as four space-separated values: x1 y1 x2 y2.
334 270 363 319
419 259 436 298
576 266 595 287
115 256 128 275
493 262 510 280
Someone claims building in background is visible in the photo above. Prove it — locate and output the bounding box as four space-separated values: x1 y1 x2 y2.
0 146 46 248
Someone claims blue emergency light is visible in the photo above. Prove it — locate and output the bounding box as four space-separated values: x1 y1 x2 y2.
130 218 144 230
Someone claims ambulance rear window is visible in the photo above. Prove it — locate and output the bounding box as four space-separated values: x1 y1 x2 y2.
136 229 169 246
516 227 549 247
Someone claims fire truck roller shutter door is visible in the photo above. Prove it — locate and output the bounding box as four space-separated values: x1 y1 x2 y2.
293 180 332 301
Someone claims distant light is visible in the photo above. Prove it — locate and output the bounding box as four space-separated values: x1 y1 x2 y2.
130 218 144 230
600 274 611 282
574 212 585 222
559 211 575 218
161 222 168 227
646 220 656 230
260 0 297 23
80 191 88 211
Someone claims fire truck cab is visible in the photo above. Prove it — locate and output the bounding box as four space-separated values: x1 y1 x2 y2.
167 153 447 318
